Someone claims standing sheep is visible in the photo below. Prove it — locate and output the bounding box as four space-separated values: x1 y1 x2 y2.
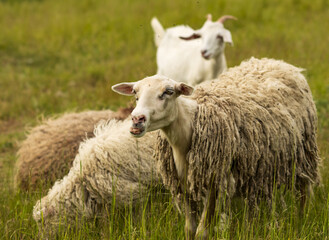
151 14 236 86
112 57 321 239
33 119 160 233
15 107 133 191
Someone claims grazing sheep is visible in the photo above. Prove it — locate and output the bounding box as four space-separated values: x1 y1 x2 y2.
151 14 236 86
33 119 160 232
15 107 133 191
112 57 321 239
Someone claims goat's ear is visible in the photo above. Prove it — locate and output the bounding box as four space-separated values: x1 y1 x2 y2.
222 29 233 45
112 82 136 96
179 33 201 41
176 83 194 96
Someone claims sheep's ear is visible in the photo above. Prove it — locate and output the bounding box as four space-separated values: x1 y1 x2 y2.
176 83 194 96
179 33 201 41
222 29 233 45
112 82 136 96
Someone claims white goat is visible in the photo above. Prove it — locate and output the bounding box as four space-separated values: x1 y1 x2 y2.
112 58 321 239
151 14 236 86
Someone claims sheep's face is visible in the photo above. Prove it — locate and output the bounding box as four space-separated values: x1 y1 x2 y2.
180 18 234 60
33 197 55 223
112 75 194 137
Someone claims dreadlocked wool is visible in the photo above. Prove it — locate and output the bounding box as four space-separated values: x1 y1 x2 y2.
33 119 160 232
15 107 133 191
155 57 321 207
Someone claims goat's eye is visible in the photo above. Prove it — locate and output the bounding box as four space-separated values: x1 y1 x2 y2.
217 35 223 41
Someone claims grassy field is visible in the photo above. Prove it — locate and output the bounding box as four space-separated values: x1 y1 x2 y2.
0 0 328 239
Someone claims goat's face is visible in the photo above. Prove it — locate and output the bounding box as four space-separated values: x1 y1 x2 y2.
180 15 235 60
112 75 194 137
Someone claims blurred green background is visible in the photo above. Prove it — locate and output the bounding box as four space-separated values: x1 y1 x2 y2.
0 0 328 239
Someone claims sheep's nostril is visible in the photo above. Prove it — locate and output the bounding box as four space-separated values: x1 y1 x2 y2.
201 50 207 56
132 115 146 124
138 115 146 123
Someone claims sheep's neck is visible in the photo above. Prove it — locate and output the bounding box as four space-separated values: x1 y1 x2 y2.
162 97 198 181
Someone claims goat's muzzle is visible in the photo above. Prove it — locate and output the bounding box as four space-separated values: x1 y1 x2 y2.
201 50 210 60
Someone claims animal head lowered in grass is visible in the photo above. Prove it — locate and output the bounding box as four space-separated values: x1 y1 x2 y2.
112 75 194 137
180 14 236 59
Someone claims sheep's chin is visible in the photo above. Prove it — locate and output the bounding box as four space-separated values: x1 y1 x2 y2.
130 127 146 138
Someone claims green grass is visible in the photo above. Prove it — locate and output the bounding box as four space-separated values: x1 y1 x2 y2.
0 0 328 239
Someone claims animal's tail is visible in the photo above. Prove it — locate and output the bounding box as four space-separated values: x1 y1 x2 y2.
151 17 165 47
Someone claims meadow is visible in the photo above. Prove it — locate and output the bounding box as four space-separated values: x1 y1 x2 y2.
0 0 328 239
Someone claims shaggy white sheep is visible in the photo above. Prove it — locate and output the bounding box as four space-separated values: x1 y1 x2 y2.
112 58 321 240
33 119 160 233
151 14 236 86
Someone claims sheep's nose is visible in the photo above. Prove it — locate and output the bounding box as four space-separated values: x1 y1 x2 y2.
201 50 208 57
132 115 146 125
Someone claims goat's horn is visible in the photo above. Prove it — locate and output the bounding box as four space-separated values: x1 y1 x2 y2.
206 14 212 21
217 15 238 23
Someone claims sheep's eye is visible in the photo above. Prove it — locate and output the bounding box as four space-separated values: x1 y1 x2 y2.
159 89 174 100
132 89 138 100
165 89 174 95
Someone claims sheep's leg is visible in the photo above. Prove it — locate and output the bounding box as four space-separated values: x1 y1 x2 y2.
299 183 313 215
300 185 306 214
195 186 216 240
184 193 198 240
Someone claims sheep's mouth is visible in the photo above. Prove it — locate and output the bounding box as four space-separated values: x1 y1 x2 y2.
130 126 145 137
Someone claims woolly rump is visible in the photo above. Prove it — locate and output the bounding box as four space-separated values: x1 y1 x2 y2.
155 57 321 207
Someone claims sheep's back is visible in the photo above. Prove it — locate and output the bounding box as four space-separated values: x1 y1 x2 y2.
77 120 160 203
15 108 133 191
190 57 320 203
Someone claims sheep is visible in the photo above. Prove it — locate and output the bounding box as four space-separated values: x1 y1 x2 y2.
15 107 133 191
33 119 160 233
151 14 236 86
112 57 321 239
